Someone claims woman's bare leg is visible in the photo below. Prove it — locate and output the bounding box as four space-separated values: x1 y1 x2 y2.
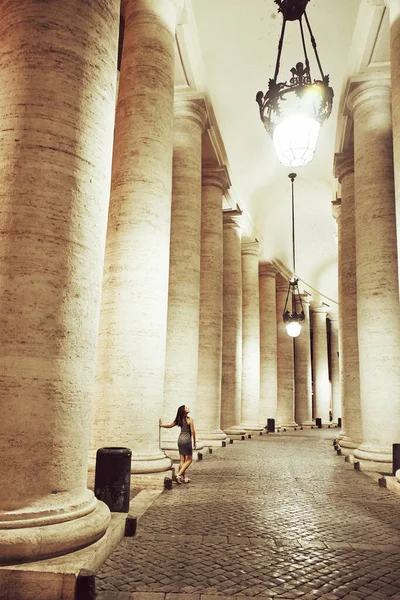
178 456 192 477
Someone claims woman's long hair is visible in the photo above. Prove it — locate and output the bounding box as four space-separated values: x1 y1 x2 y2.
175 405 186 427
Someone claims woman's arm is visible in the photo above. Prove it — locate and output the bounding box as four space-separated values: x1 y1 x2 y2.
159 419 176 429
189 418 196 448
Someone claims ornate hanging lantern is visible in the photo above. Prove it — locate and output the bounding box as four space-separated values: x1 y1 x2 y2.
256 0 334 167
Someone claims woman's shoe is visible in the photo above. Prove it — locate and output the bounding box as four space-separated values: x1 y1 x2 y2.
176 474 182 484
183 477 191 483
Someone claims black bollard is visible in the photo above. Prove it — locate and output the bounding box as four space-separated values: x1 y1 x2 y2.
337 417 342 428
125 515 137 537
267 418 275 433
164 477 173 490
95 447 131 512
393 444 400 476
75 569 95 600
315 418 322 429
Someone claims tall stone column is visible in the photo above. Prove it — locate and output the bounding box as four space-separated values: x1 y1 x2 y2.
259 263 278 426
348 80 400 472
162 97 208 451
294 295 314 427
221 211 246 436
311 306 331 425
241 240 263 431
0 0 120 563
276 274 297 428
329 317 341 425
196 167 230 446
386 0 400 283
334 153 362 455
92 0 182 475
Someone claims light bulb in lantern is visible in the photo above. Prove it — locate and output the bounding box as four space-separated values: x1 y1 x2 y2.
273 114 320 167
285 320 302 337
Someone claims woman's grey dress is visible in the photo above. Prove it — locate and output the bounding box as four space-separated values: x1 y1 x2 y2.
178 419 192 456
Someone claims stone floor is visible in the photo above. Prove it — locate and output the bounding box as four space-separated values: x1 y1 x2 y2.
95 429 400 600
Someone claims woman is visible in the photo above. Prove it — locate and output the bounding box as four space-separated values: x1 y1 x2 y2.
159 405 196 484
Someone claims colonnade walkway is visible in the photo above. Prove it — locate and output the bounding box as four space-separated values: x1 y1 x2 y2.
96 429 400 600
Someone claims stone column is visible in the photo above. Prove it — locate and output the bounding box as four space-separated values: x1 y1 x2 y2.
221 211 246 436
161 97 208 451
92 0 182 475
241 240 263 431
259 263 278 426
334 153 362 455
329 317 341 425
294 295 314 427
348 80 400 472
386 0 400 284
196 168 230 446
0 0 120 563
276 274 297 428
311 306 331 425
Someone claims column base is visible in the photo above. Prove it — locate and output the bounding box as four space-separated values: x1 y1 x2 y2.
277 421 298 429
338 437 360 457
353 445 393 474
223 425 246 436
297 420 315 428
241 424 264 432
196 429 227 447
0 496 110 564
89 449 172 475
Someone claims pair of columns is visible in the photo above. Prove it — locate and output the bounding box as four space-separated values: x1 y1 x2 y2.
334 71 400 471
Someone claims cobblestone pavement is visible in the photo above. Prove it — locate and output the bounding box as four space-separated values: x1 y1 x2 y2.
96 429 400 600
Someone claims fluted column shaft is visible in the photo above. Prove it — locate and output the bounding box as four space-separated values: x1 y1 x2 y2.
330 318 341 424
348 80 400 472
0 0 120 562
162 98 207 447
311 306 331 425
276 274 297 428
259 263 278 425
386 0 400 284
92 0 181 474
221 213 245 435
294 296 313 426
334 153 363 454
196 168 229 445
241 241 263 430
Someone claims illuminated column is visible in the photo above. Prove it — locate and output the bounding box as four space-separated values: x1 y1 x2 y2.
197 168 230 446
162 97 208 450
348 80 400 472
0 0 120 562
330 317 341 425
221 211 246 436
386 0 400 283
259 263 278 425
334 153 362 455
276 274 297 428
311 306 331 425
294 295 314 427
92 0 183 475
241 240 263 431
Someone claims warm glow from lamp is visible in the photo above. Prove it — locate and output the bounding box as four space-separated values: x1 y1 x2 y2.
285 320 303 337
273 115 320 167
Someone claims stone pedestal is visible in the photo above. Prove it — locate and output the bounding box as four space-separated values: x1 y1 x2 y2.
241 241 263 431
330 317 341 425
162 97 208 452
0 0 121 563
259 263 278 426
196 168 230 446
348 80 400 473
276 274 297 428
386 0 400 286
91 0 182 474
294 296 314 427
334 154 362 455
311 306 331 425
221 211 246 436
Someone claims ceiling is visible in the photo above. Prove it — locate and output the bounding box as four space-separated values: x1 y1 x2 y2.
174 0 390 315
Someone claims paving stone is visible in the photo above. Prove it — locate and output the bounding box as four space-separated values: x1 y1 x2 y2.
96 430 400 599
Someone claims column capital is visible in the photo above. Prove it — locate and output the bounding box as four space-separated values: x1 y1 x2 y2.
223 207 242 230
241 239 260 257
311 304 328 316
174 96 208 131
202 166 231 193
334 152 354 182
347 78 391 116
259 262 278 278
